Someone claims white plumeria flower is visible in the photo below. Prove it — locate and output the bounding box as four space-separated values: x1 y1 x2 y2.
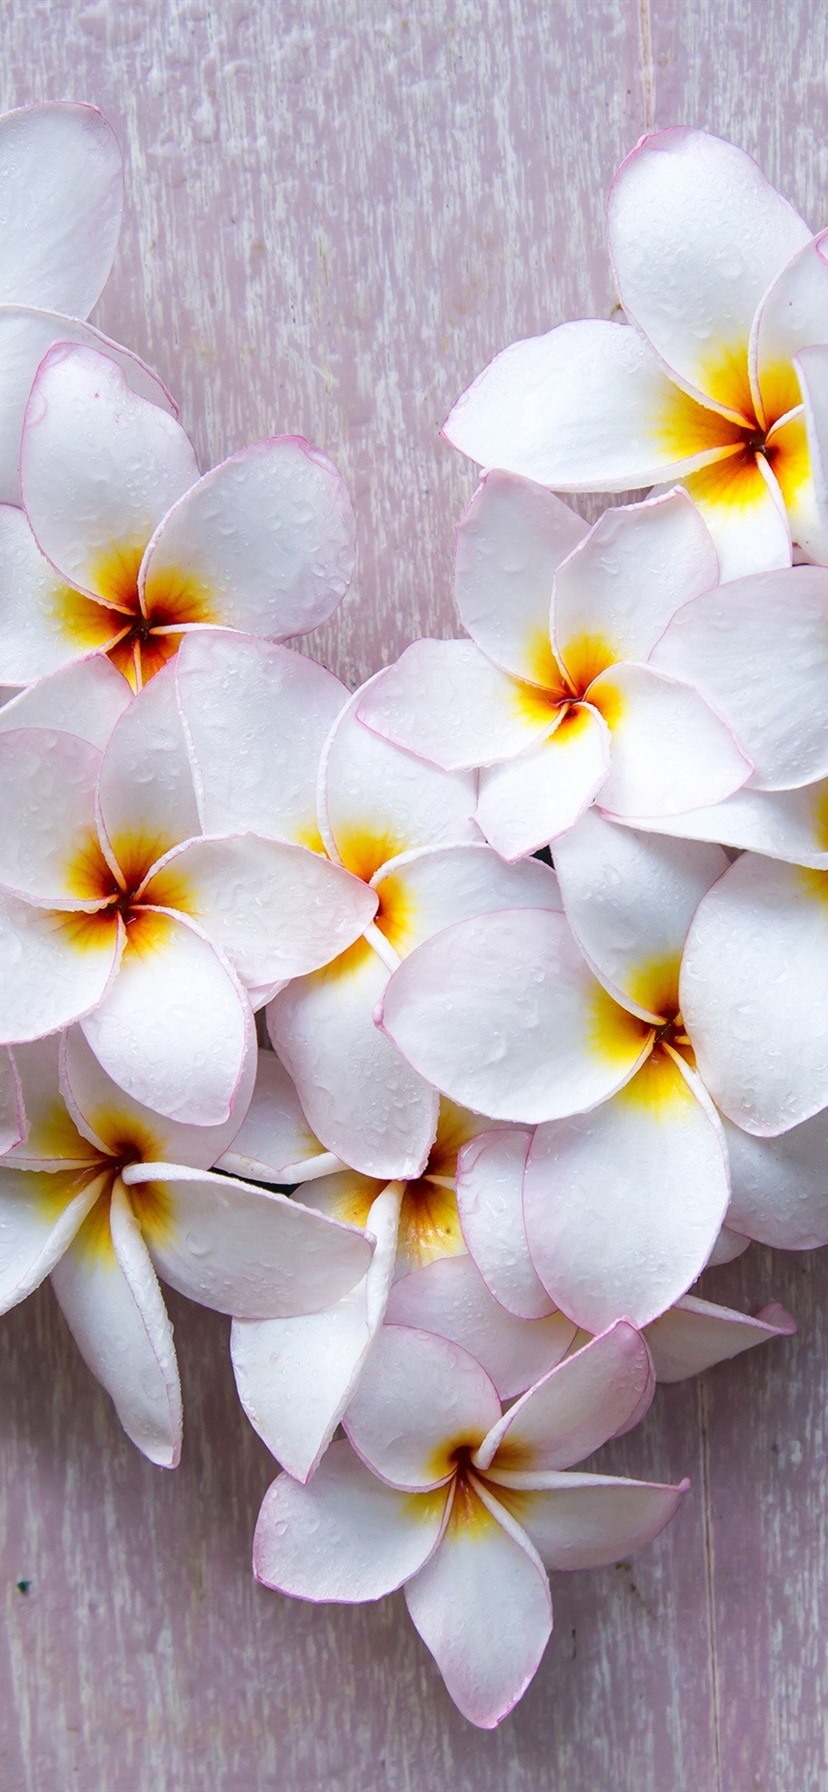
359 483 751 857
225 1052 577 1480
0 651 375 1124
0 342 356 690
266 681 562 1178
444 127 828 580
380 814 742 1330
0 102 175 502
254 1322 687 1729
0 1031 373 1466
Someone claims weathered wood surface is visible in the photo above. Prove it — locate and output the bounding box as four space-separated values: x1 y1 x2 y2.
1 2 828 1785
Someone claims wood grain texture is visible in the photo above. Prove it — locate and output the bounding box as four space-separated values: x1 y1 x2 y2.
0 2 826 1786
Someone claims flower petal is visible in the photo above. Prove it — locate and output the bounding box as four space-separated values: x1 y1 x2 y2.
0 504 122 684
443 321 736 488
651 565 828 791
608 127 810 412
614 780 828 870
0 896 122 1043
0 726 104 907
386 1256 576 1400
61 1024 254 1173
724 1110 828 1249
476 705 611 858
321 683 478 875
476 1322 653 1473
81 909 253 1127
404 1478 552 1728
124 1160 372 1317
174 629 347 840
792 344 828 563
489 1471 688 1570
673 451 791 581
454 469 587 684
254 1437 448 1602
589 662 751 819
21 344 199 600
751 230 828 426
706 1224 751 1266
371 841 561 958
217 1048 329 1182
50 1177 182 1467
456 1127 556 1319
0 1163 100 1310
681 853 828 1134
523 1052 730 1331
7 1035 97 1168
144 833 376 989
645 1293 795 1382
268 942 438 1180
553 810 727 1020
142 436 355 638
97 661 200 887
345 1324 502 1490
0 103 123 314
553 489 719 684
356 639 559 770
379 908 653 1124
231 1182 399 1481
0 308 175 507
0 644 131 747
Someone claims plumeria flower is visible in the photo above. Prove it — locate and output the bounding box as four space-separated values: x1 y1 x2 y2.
0 651 375 1124
0 342 356 690
266 681 562 1177
0 1031 373 1466
444 128 828 579
358 483 751 857
381 814 742 1330
254 1322 687 1728
226 1052 576 1479
0 102 175 502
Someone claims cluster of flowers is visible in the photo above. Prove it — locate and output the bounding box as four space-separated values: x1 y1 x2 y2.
0 105 823 1728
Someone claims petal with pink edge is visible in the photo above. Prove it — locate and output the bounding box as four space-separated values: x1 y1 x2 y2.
144 834 377 989
0 897 122 1043
456 1128 555 1319
443 321 736 488
681 854 828 1134
0 727 104 907
791 345 828 563
217 1049 329 1183
6 1035 98 1168
0 103 124 314
489 1471 688 1570
50 1177 182 1467
751 230 828 426
454 469 587 684
475 1322 653 1474
671 451 791 582
0 505 123 684
142 436 355 639
254 1438 448 1602
622 781 828 869
553 490 719 685
61 1025 254 1173
81 910 252 1127
724 1110 828 1249
379 908 653 1124
22 344 199 601
372 842 561 959
175 630 347 841
0 309 175 508
645 1293 795 1382
608 128 810 412
320 683 478 876
0 1163 101 1311
476 704 611 859
651 565 828 791
590 662 750 818
0 651 131 748
268 944 438 1180
345 1324 502 1491
405 1477 552 1729
231 1182 400 1481
356 639 559 770
553 810 727 1021
523 1051 730 1332
386 1257 576 1400
97 661 200 887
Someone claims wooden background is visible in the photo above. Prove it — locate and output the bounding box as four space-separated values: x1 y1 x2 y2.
2 2 828 1785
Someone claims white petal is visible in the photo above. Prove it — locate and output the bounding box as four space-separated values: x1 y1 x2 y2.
454 470 587 683
386 1256 576 1400
476 705 611 857
455 1127 555 1319
0 103 123 314
645 1293 795 1382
